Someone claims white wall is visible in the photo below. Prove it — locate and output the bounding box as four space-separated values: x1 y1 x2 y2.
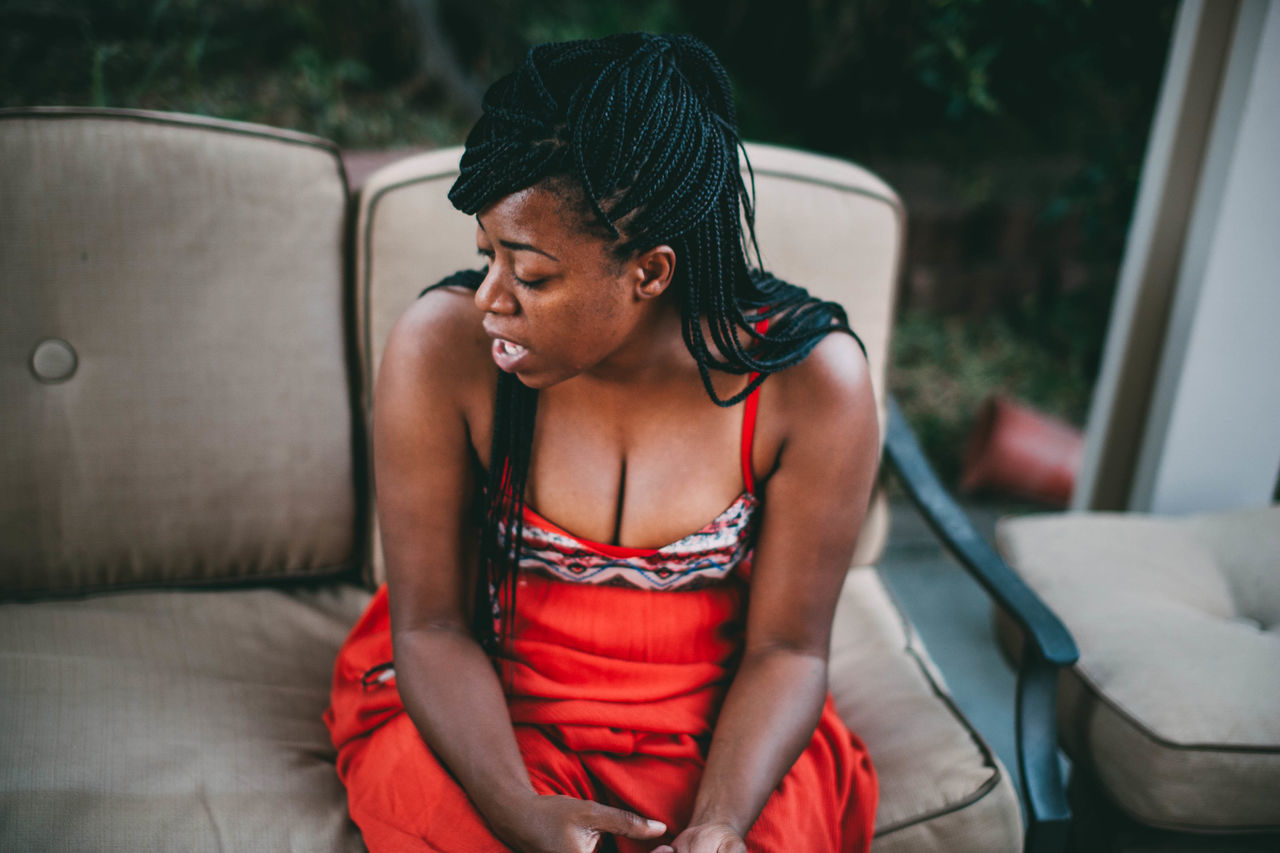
1071 0 1240 512
1129 0 1280 513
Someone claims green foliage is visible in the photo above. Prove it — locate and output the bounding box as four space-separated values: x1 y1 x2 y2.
3 1 1174 160
517 0 683 45
912 0 1005 120
2 0 454 146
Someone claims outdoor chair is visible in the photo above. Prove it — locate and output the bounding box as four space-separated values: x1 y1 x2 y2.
996 505 1280 851
2 108 1078 851
984 0 1280 843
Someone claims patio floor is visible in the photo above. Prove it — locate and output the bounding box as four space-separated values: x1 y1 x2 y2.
877 494 1057 817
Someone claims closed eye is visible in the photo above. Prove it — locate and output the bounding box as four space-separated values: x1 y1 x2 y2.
478 249 546 288
476 247 549 290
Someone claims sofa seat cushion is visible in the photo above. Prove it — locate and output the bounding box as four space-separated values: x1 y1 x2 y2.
996 505 1280 831
0 584 372 851
2 571 1022 852
830 567 1023 852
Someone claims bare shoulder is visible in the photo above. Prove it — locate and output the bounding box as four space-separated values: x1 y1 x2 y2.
381 285 494 395
772 330 876 427
385 285 487 365
376 284 497 458
749 328 878 494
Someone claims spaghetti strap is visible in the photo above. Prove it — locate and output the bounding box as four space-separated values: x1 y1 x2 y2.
740 316 770 496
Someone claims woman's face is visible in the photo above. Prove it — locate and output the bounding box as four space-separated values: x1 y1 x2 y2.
473 183 670 388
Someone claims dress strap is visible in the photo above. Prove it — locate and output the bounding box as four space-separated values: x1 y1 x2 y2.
741 316 770 496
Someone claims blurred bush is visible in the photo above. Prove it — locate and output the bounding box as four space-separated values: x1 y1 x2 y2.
1 0 683 143
4 0 467 145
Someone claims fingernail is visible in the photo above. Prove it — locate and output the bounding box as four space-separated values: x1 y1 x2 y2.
647 819 666 832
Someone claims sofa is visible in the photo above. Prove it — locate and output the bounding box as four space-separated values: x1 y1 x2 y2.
2 107 1050 851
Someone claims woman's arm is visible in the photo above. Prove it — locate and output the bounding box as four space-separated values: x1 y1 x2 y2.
376 292 665 853
658 332 881 852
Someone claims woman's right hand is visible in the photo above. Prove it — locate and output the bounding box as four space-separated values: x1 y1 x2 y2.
494 792 667 853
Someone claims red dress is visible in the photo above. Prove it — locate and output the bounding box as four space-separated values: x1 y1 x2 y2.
324 377 878 852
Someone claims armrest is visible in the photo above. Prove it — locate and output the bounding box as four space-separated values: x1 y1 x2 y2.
883 396 1077 665
882 394 1079 853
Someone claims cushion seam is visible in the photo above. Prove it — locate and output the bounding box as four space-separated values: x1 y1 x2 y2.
871 570 1011 837
1071 652 1280 755
1 560 364 604
0 107 342 159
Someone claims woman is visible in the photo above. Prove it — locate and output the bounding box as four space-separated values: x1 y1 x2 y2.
325 33 881 853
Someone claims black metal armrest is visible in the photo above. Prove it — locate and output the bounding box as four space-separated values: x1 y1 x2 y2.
883 394 1080 853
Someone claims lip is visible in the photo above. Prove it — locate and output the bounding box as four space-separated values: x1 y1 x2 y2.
489 336 530 373
482 319 533 372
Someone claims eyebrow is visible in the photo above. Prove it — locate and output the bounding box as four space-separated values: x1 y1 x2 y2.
476 215 561 262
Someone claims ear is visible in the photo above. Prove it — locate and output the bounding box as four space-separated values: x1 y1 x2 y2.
630 245 676 301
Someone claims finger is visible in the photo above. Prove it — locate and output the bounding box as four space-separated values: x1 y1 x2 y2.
652 847 675 853
586 804 666 839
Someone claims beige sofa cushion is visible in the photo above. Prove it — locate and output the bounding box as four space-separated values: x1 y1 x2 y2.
0 566 1020 852
356 144 902 585
996 505 1280 831
831 567 1023 851
0 584 371 851
0 108 359 597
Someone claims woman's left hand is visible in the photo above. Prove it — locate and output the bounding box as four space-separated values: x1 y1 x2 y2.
652 822 748 853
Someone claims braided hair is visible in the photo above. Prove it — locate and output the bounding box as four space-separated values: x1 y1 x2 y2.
440 33 861 654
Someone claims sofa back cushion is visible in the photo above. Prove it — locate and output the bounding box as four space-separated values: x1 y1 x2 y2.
355 144 903 584
0 108 361 597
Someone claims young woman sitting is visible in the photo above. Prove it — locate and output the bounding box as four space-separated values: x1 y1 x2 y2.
325 32 881 853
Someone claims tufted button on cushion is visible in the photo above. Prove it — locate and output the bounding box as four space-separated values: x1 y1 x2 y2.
996 505 1280 832
29 338 78 383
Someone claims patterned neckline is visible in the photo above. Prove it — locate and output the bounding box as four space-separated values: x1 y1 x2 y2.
509 492 761 590
521 492 758 558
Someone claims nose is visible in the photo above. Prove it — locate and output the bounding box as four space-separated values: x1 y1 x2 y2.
474 264 518 316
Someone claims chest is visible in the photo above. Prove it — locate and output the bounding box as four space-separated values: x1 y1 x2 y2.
523 383 757 549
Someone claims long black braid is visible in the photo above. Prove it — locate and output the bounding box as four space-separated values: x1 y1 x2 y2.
437 33 864 655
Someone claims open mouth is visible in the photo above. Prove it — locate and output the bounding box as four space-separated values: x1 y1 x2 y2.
491 338 529 372
495 339 526 357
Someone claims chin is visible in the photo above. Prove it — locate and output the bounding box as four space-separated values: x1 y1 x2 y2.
510 368 561 390
512 363 587 390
